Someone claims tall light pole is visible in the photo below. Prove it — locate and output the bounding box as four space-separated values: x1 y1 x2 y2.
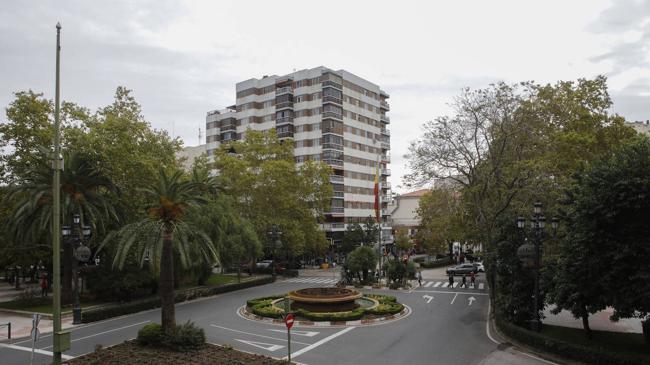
51 22 66 365
516 202 559 332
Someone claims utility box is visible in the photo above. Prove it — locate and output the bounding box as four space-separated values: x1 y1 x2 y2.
53 331 71 352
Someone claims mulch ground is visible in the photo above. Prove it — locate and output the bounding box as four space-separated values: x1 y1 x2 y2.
64 340 288 365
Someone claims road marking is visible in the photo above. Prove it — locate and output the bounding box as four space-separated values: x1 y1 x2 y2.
450 293 459 305
468 296 476 306
284 326 355 360
422 295 434 303
479 283 485 290
414 290 489 296
235 339 284 352
40 320 150 350
0 343 73 360
433 282 442 287
442 283 449 288
424 281 433 288
268 329 319 337
210 324 310 345
453 282 459 288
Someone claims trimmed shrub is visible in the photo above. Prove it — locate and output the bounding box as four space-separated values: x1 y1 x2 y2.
295 308 365 322
247 295 283 308
251 304 284 319
164 321 206 352
137 323 164 347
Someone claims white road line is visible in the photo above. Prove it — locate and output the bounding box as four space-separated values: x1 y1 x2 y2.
453 282 459 288
479 283 485 290
284 326 355 360
0 343 73 360
433 282 442 288
41 320 150 350
424 281 433 288
210 324 310 346
442 283 449 288
450 293 459 304
414 290 489 296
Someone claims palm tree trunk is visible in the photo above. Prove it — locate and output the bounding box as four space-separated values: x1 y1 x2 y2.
581 306 592 339
160 229 175 334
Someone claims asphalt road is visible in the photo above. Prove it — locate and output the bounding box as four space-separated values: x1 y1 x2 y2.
0 277 559 365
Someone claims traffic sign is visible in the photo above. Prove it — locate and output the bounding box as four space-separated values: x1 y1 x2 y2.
285 313 294 329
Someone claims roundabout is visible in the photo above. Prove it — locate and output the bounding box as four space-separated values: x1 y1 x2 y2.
240 288 411 328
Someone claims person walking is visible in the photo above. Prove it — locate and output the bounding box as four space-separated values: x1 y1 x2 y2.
448 274 454 288
416 268 422 286
40 274 48 297
461 274 467 288
470 271 476 288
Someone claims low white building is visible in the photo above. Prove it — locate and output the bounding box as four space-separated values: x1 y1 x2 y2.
388 189 429 237
176 144 206 171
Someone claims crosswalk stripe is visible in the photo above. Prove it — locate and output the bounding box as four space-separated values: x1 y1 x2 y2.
442 282 449 288
424 281 433 287
433 282 442 287
453 282 459 288
479 283 484 290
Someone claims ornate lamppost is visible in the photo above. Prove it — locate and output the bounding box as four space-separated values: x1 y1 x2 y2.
516 202 559 332
62 214 92 325
266 224 283 278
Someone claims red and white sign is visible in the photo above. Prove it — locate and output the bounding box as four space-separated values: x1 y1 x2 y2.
285 313 294 330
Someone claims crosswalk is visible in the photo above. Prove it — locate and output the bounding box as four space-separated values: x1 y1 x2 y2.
283 277 339 285
283 277 487 290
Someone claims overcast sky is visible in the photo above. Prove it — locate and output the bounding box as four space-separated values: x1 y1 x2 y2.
1 0 649 192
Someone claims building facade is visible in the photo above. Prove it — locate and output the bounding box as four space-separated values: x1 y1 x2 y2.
205 66 392 249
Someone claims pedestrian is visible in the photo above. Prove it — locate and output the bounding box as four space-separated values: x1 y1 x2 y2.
416 268 422 286
40 274 48 297
448 274 454 288
470 271 476 288
461 274 467 288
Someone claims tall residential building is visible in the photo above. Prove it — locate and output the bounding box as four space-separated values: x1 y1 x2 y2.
205 66 392 249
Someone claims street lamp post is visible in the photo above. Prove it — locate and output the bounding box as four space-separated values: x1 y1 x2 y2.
516 202 558 332
266 225 282 278
62 214 92 325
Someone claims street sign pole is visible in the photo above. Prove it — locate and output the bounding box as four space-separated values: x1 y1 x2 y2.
30 313 41 365
284 312 294 364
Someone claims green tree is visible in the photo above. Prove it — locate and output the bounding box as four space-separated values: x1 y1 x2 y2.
551 136 650 342
4 151 119 303
341 216 380 255
104 169 217 334
346 246 377 283
416 188 465 257
394 228 411 254
214 129 332 259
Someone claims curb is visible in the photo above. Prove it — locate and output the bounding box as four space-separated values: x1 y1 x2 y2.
238 305 411 328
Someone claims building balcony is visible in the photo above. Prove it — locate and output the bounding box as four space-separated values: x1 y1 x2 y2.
276 117 294 125
330 175 344 183
380 141 390 150
322 96 342 105
322 222 346 231
381 154 391 163
277 132 294 139
382 235 394 243
380 101 390 110
382 194 391 202
381 129 390 136
322 80 342 90
383 181 391 190
381 168 391 176
276 86 293 95
380 114 390 124
325 207 345 215
333 191 344 199
323 159 344 167
221 124 236 131
276 101 293 110
322 143 344 151
322 111 343 120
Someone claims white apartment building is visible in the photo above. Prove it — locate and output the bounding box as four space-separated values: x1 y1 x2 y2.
205 66 392 249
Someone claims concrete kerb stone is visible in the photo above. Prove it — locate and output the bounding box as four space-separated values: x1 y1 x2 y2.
238 304 412 328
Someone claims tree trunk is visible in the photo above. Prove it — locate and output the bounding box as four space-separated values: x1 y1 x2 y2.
160 229 175 335
642 319 650 347
581 307 592 339
63 241 73 304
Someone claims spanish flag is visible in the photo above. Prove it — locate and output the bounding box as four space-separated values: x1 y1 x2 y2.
374 163 380 222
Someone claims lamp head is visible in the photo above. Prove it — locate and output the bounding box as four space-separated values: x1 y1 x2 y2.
533 202 542 214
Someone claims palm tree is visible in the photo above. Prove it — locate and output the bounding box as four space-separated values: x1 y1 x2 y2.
4 151 119 302
103 168 218 334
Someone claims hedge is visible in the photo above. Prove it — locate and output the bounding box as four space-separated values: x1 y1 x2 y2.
294 308 365 322
82 276 274 323
496 316 649 365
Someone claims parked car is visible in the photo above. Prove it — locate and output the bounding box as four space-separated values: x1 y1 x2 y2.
446 263 478 276
474 261 485 272
256 260 273 269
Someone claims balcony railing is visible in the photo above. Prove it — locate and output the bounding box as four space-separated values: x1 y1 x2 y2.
381 168 391 176
380 101 390 110
322 143 343 150
383 181 391 189
276 117 293 125
323 159 344 167
333 191 344 198
276 86 293 95
322 223 346 230
221 124 236 131
322 80 342 89
276 102 293 110
322 112 342 120
326 207 345 214
277 132 294 139
380 114 390 123
381 129 390 136
381 154 391 163
380 141 390 150
322 96 343 105
330 175 344 183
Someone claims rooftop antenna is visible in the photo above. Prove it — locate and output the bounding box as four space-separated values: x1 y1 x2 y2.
198 127 202 144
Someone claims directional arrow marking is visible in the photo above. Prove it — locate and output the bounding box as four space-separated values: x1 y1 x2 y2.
235 339 284 352
468 296 476 306
268 329 319 337
422 294 434 304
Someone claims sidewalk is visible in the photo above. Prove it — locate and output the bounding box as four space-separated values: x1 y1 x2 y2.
0 312 75 341
543 307 642 334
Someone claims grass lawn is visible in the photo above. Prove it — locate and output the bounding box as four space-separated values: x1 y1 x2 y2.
0 298 104 314
541 324 650 362
205 273 239 286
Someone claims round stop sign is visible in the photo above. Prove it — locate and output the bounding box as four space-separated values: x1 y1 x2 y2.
285 313 294 329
